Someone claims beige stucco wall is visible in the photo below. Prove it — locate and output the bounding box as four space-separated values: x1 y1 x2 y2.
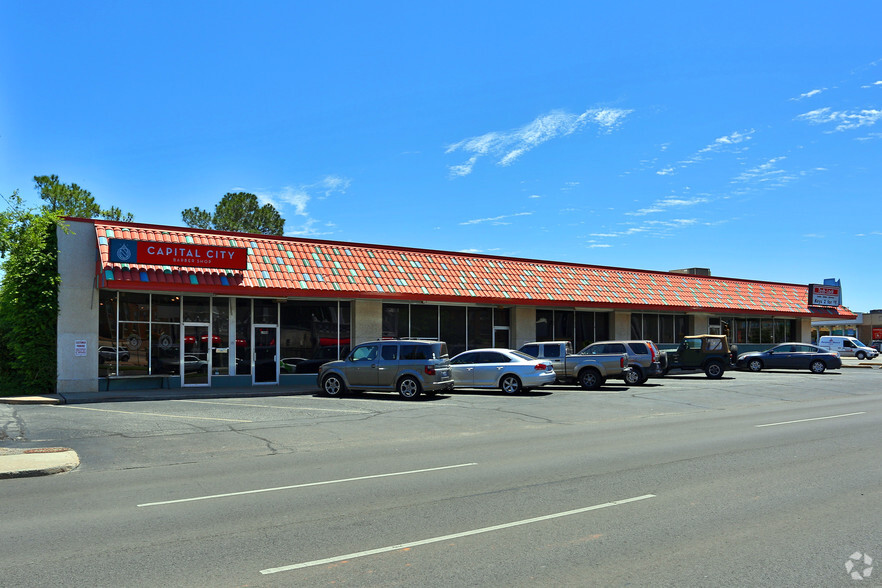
56 220 100 393
614 311 631 340
350 299 382 345
511 306 536 348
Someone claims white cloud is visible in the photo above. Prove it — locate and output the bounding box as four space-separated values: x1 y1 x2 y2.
796 107 882 131
260 175 351 237
656 129 754 175
731 156 797 186
698 130 755 153
446 107 633 176
790 88 827 101
626 196 709 217
459 211 533 226
860 81 882 88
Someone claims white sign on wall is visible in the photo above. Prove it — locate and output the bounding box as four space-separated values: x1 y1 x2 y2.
808 283 842 307
74 340 87 357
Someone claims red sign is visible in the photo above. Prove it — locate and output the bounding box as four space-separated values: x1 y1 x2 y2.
873 328 882 340
109 239 248 270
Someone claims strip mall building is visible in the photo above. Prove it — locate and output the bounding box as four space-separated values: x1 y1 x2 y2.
56 218 856 393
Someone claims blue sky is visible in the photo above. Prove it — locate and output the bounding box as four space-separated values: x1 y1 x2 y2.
2 1 880 312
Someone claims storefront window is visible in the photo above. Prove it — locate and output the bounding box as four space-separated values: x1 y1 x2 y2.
279 301 351 362
183 296 210 323
119 322 149 375
575 312 595 348
254 299 277 324
212 298 231 375
98 291 117 377
536 310 553 340
382 303 409 339
150 324 180 375
236 298 251 375
440 306 466 355
468 307 493 349
411 305 439 339
118 292 149 322
152 295 180 323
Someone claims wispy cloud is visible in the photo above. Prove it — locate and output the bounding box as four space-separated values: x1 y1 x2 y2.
626 196 709 217
459 211 533 226
790 88 827 101
656 129 754 175
446 107 633 176
860 81 882 88
796 107 882 131
731 156 798 187
256 175 351 237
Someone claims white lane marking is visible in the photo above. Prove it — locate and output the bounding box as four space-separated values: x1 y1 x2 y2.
260 494 656 575
60 405 252 422
756 412 867 428
172 399 370 413
138 463 478 507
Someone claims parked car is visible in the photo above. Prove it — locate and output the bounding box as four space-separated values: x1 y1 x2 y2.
517 341 628 390
157 354 208 374
817 335 878 360
317 339 454 400
98 346 130 363
578 340 662 385
872 340 882 353
662 334 736 378
280 357 307 373
736 343 842 373
296 345 351 374
449 349 556 394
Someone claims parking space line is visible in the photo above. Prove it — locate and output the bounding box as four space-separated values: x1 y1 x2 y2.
260 494 656 574
138 462 478 507
172 399 371 413
755 412 866 428
60 405 252 423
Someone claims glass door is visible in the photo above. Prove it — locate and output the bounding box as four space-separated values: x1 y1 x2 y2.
183 324 211 386
253 325 278 384
493 327 510 349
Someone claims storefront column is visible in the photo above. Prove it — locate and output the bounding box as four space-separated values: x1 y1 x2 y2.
511 306 536 348
614 311 631 340
350 299 382 345
797 317 813 343
692 313 710 335
56 221 100 393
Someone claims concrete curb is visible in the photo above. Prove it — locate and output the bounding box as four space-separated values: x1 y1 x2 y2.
0 447 80 479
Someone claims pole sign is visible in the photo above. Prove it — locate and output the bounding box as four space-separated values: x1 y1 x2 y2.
108 239 248 270
808 283 842 307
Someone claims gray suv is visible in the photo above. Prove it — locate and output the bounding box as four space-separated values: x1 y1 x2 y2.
317 339 455 400
578 340 663 385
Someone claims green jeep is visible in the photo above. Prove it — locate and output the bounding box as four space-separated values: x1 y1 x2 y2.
662 334 737 378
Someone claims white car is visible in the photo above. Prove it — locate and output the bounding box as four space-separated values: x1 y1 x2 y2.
449 349 556 394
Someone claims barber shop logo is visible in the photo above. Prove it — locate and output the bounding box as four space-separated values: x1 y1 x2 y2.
845 552 873 580
116 242 132 261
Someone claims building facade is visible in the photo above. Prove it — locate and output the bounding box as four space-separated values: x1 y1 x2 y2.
56 218 856 393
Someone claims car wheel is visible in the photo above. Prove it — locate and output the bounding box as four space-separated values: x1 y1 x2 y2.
810 360 826 374
397 376 422 400
747 359 763 372
856 351 866 360
704 361 724 378
321 374 346 397
500 374 522 395
578 368 603 390
624 367 643 386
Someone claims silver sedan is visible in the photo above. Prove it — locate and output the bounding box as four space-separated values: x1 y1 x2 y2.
449 348 556 394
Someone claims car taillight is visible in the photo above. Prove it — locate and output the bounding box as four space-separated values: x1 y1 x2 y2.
648 342 657 362
424 366 436 376
534 363 548 371
620 357 626 368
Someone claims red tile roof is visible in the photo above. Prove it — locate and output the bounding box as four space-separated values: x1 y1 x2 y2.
82 218 856 319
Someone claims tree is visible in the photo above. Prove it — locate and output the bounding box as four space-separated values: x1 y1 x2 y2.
0 190 64 394
182 192 285 235
34 174 134 221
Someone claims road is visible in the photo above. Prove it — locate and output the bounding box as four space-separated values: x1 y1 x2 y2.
2 368 880 586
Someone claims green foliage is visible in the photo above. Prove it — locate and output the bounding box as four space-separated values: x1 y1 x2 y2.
182 192 285 235
34 174 134 221
0 191 64 395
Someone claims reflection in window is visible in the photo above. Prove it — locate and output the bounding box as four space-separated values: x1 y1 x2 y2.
152 295 180 323
236 298 251 375
212 298 230 375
